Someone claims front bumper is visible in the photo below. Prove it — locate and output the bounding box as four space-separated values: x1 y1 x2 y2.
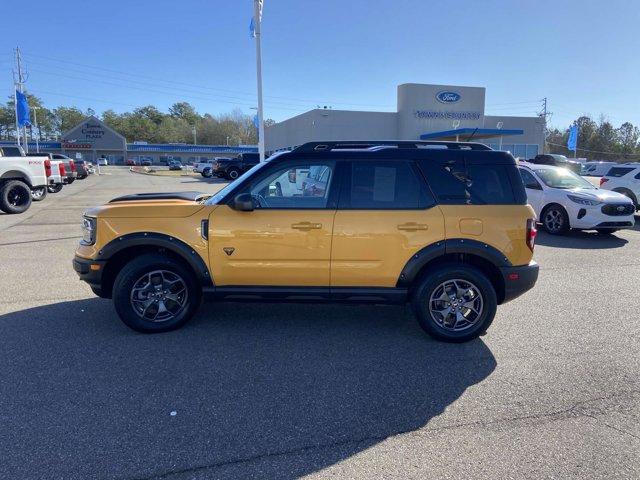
566 203 635 230
73 255 107 296
500 261 539 304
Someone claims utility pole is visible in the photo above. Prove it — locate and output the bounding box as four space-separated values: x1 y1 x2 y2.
253 0 266 162
538 97 551 154
13 47 28 153
192 125 197 145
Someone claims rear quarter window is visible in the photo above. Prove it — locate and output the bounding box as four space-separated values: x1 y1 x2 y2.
420 159 519 205
606 167 635 177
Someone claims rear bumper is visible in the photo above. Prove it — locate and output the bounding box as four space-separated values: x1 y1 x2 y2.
500 261 539 303
73 255 107 295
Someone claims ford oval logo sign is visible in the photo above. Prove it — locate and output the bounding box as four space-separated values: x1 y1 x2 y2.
436 91 461 104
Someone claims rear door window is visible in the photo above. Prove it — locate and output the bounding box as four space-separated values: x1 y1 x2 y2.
607 167 635 177
340 161 434 209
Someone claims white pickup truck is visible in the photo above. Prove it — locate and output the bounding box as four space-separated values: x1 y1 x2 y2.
0 146 50 214
194 157 225 177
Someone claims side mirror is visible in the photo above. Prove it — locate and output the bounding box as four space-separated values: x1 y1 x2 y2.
526 182 543 191
232 193 254 211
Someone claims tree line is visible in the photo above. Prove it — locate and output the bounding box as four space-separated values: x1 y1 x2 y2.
0 94 274 146
547 115 640 161
1 95 639 159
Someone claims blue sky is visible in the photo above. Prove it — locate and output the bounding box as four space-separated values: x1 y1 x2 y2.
1 0 638 128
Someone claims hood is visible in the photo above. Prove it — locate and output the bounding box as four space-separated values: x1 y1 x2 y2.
85 191 211 218
568 188 634 204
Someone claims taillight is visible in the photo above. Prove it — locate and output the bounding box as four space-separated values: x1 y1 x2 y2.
44 159 52 177
58 163 66 176
526 218 537 252
69 160 76 172
599 177 609 186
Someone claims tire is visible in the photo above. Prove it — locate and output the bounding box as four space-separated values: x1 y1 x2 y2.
541 204 570 235
411 264 497 343
0 180 32 214
202 168 213 178
48 184 63 194
613 189 638 210
31 186 48 202
227 168 240 180
67 178 75 184
112 253 201 333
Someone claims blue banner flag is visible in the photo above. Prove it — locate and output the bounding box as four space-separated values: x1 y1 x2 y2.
567 124 578 151
16 90 31 127
249 17 255 38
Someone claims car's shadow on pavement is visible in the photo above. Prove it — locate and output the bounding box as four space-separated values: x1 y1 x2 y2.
0 298 495 479
536 229 629 249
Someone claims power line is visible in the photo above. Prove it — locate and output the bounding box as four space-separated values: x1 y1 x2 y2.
27 67 306 112
21 51 396 109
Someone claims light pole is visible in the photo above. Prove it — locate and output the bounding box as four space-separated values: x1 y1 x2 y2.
253 0 265 162
32 106 40 153
496 121 504 151
192 126 197 145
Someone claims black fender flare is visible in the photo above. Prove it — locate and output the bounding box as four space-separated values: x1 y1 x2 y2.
96 232 213 286
396 238 511 288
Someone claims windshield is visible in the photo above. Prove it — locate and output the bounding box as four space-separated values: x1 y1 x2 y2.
535 167 596 189
205 162 268 205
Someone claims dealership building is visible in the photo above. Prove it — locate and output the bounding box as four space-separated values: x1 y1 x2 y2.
265 83 545 159
1 116 257 165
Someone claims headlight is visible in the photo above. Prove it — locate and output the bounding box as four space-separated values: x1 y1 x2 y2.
567 194 601 206
81 216 97 245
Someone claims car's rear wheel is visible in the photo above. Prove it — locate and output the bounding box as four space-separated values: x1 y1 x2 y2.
48 184 63 194
67 178 75 184
0 180 32 214
202 168 213 178
227 167 240 180
31 186 48 202
411 265 497 343
541 204 570 235
112 254 201 333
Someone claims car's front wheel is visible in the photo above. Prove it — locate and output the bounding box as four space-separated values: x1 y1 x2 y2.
48 184 63 194
411 265 497 343
541 204 570 235
202 168 213 178
112 254 201 333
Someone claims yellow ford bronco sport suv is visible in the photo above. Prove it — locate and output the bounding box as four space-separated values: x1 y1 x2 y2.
74 141 538 342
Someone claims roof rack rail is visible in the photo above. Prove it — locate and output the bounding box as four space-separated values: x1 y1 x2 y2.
293 140 492 153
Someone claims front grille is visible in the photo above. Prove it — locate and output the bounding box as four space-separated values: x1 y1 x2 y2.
601 204 635 216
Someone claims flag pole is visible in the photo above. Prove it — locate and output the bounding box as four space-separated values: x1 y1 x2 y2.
13 85 20 149
253 0 265 162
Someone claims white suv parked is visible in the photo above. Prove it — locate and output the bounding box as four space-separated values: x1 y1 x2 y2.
519 163 635 235
599 163 640 210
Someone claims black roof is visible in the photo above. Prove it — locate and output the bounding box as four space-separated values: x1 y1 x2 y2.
271 140 516 165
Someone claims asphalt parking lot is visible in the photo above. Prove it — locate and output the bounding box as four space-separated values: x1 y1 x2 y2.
0 167 638 480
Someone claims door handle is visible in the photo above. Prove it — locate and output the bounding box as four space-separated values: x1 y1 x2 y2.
397 222 428 231
292 222 322 230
